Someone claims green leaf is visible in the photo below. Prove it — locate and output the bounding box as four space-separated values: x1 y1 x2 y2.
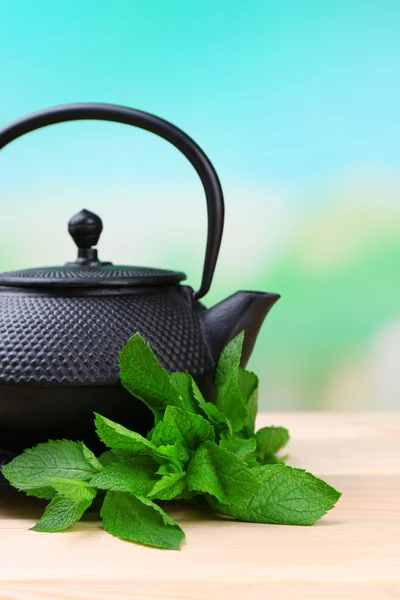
31 494 93 532
26 487 56 500
245 388 258 436
238 368 259 435
255 427 290 460
215 332 244 389
257 454 289 466
200 404 232 435
101 491 184 550
215 333 248 432
174 488 196 501
213 464 341 525
46 477 97 502
149 472 186 500
238 368 258 402
98 451 120 467
81 445 103 472
156 442 190 466
95 413 151 453
150 406 214 450
2 440 100 498
94 414 164 461
219 436 257 460
187 441 261 504
192 378 232 434
89 456 159 496
245 455 260 468
119 333 180 417
170 372 199 414
95 415 186 473
156 463 176 476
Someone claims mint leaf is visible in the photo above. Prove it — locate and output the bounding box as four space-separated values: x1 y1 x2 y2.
187 441 260 504
255 427 290 461
244 455 260 468
5 333 342 548
156 464 176 476
26 487 56 500
215 332 244 389
95 413 157 456
214 464 341 525
219 436 257 460
258 454 288 466
149 472 186 500
89 456 159 495
156 442 190 466
95 414 184 473
119 333 180 418
238 368 258 435
3 440 100 498
101 491 184 550
192 378 232 434
199 404 232 434
215 333 247 432
170 372 199 414
46 478 97 502
150 406 214 450
98 451 120 467
81 445 103 472
95 413 152 454
32 494 93 532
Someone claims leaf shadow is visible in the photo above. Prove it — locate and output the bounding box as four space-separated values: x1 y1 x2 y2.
312 518 342 527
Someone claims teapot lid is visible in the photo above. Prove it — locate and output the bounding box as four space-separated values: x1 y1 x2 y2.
0 209 186 288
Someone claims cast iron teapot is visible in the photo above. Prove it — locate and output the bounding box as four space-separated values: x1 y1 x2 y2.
0 103 280 453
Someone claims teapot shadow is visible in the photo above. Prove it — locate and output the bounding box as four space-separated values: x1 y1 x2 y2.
0 481 45 522
0 384 154 454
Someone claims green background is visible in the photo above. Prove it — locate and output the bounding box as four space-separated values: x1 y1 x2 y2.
1 0 399 410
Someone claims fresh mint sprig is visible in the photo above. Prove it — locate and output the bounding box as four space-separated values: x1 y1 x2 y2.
2 332 341 550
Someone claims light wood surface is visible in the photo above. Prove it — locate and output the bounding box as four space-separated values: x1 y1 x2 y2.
0 412 399 600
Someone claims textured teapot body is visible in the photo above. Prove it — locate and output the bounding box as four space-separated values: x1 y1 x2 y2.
0 284 217 453
0 283 278 453
0 285 214 386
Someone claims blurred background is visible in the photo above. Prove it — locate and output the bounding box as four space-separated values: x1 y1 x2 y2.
0 0 399 411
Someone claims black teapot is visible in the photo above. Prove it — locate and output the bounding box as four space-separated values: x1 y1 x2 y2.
0 103 279 453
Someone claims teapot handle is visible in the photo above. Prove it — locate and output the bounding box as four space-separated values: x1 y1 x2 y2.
0 103 224 300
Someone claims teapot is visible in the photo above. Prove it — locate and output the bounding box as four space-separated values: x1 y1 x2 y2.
0 103 280 453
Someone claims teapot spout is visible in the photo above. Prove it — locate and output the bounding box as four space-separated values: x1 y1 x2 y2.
203 291 280 368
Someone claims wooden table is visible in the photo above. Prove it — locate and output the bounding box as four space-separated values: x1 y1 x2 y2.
0 412 399 600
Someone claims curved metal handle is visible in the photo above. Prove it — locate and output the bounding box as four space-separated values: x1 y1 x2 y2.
0 103 225 299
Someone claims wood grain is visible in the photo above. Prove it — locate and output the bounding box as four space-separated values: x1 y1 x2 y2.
0 412 399 600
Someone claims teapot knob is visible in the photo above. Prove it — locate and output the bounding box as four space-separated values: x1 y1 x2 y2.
67 209 109 266
68 209 103 248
